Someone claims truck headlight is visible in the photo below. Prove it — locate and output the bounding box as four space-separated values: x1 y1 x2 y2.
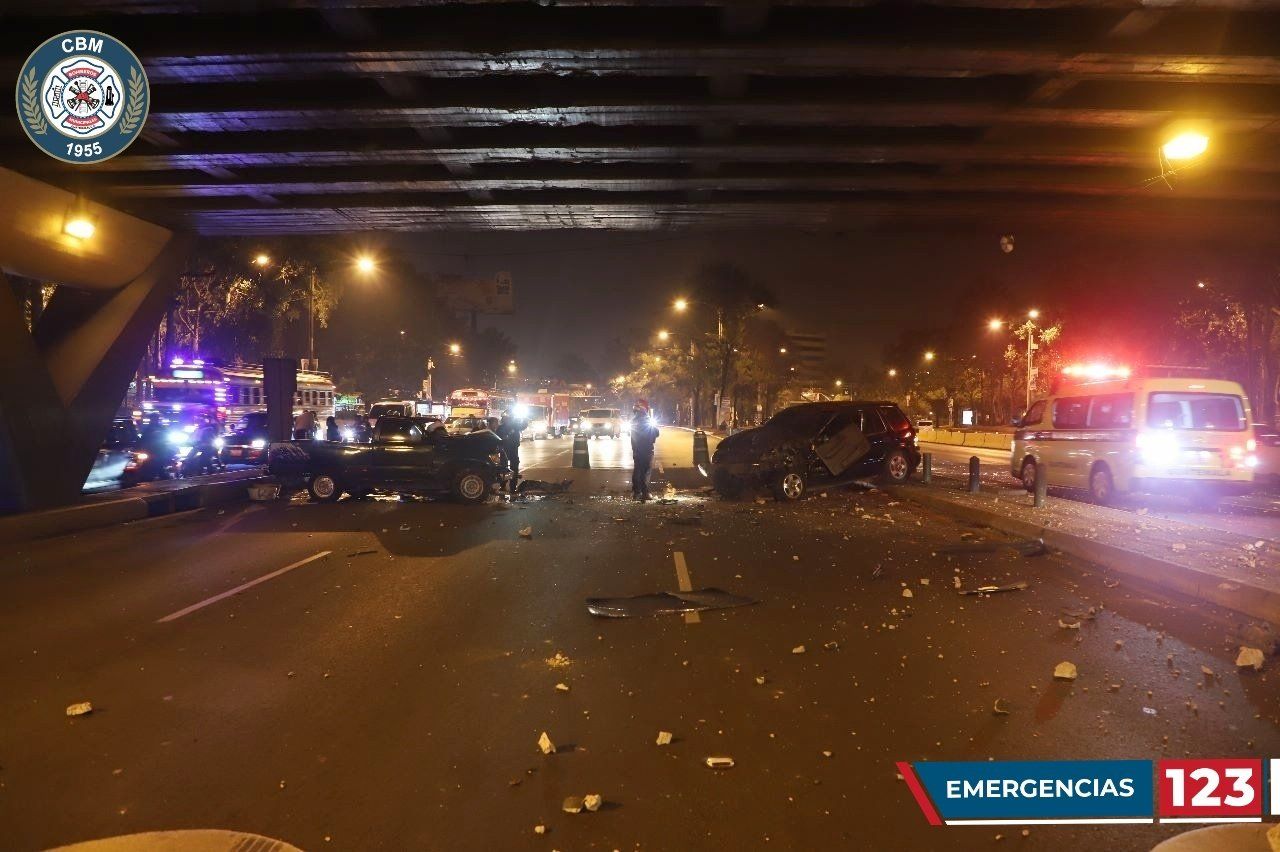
214 437 225 450
251 438 267 449
1136 430 1178 466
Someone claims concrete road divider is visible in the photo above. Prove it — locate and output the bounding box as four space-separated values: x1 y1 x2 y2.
917 426 1013 451
0 471 267 545
693 430 711 470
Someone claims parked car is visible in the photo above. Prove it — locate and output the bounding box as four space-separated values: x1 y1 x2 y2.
222 411 270 464
268 416 506 504
711 401 919 500
445 416 487 435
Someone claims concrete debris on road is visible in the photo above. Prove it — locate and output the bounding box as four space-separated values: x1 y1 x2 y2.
656 731 673 746
1058 620 1081 630
534 824 546 835
562 796 583 814
992 699 1010 715
65 702 93 717
518 526 533 538
1053 662 1078 681
901 588 914 599
545 652 572 669
958 581 1028 596
538 732 556 754
555 682 570 692
586 588 756 618
583 794 603 812
705 756 735 769
1236 647 1265 671
792 645 806 655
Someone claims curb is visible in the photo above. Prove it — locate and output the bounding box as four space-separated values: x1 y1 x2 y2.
887 484 1280 626
0 475 267 546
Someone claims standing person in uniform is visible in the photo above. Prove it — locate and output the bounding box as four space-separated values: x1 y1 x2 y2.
629 400 659 501
496 411 524 491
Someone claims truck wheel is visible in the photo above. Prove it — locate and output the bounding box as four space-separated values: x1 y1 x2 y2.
309 474 342 502
452 469 489 504
1088 466 1114 505
1020 459 1037 493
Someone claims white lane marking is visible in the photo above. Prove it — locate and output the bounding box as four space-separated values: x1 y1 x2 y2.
673 551 700 624
157 550 331 623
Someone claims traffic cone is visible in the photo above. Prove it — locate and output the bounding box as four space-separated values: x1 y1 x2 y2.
693 430 711 473
572 433 591 469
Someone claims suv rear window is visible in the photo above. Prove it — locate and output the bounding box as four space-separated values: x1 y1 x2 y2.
878 406 911 432
1147 393 1246 431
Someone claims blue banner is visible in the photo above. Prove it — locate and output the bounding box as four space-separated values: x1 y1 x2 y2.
912 760 1154 822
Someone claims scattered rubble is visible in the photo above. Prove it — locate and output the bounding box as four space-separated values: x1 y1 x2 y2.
538 732 556 754
545 652 572 669
583 794 603 812
705 756 735 769
65 702 93 717
792 645 806 655
656 731 673 746
518 526 533 538
1053 662 1078 681
1236 647 1265 671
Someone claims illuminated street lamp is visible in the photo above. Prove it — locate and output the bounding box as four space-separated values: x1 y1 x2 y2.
355 254 377 274
923 351 935 363
1162 132 1209 162
657 329 670 342
888 368 897 378
990 310 1044 409
448 342 462 356
64 216 95 240
253 253 271 267
506 361 517 375
673 298 689 313
779 347 787 354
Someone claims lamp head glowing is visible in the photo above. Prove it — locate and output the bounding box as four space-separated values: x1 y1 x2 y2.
355 255 376 274
64 216 95 239
988 318 1003 331
1162 132 1209 161
673 298 689 313
924 351 935 362
888 368 898 378
448 342 461 355
1028 309 1041 320
253 253 271 266
657 329 670 341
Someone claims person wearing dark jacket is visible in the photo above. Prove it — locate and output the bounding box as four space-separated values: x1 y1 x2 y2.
495 412 524 490
629 400 660 500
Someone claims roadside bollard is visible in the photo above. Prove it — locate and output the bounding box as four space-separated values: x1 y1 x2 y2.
967 455 981 493
1033 461 1048 508
572 433 591 469
922 452 932 484
693 430 711 471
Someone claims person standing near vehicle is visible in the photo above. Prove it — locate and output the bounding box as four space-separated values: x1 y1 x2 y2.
630 400 659 501
496 412 524 490
325 416 340 442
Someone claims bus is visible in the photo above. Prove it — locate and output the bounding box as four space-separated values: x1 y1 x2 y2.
447 388 491 419
139 359 336 430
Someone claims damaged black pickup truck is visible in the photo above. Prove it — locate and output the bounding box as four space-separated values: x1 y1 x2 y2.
711 401 920 500
268 416 506 504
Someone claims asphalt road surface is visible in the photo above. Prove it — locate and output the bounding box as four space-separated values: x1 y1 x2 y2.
3 429 1277 852
922 442 1280 544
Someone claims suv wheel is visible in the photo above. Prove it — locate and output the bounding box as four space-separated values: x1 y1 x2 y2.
453 469 489 504
773 470 806 501
881 449 910 484
309 474 341 502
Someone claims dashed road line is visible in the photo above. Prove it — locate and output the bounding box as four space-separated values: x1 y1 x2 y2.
157 550 331 623
673 551 700 624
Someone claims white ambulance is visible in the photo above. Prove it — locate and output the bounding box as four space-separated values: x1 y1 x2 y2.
1010 367 1258 505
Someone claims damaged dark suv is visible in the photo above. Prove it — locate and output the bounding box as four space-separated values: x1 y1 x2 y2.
711 401 920 500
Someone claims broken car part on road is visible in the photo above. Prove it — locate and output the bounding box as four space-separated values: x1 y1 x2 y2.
586 588 757 618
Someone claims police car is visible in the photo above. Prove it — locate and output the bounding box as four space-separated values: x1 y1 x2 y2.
1010 366 1258 506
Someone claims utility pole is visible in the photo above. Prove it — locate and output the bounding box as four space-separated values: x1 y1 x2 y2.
308 267 316 370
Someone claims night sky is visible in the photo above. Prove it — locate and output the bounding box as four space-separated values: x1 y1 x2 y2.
394 225 1250 381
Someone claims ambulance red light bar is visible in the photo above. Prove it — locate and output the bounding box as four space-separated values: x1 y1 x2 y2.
1062 364 1131 380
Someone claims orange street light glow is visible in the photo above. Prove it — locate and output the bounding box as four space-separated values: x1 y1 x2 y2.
1162 132 1208 161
